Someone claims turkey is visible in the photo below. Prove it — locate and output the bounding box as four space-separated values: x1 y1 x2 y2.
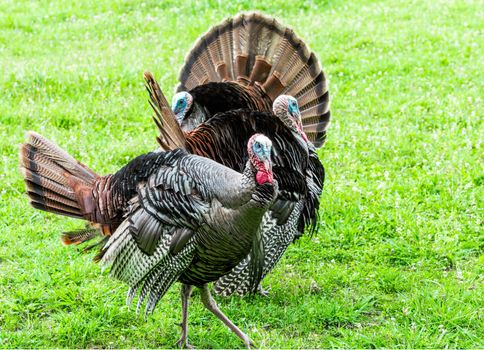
214 95 325 296
171 12 330 148
157 12 330 296
145 73 324 297
20 131 276 348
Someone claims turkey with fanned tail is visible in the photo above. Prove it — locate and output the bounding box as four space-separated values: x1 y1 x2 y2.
158 12 330 297
19 131 276 348
214 95 325 297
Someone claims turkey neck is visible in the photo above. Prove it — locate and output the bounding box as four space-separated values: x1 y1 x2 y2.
180 102 207 132
203 159 276 231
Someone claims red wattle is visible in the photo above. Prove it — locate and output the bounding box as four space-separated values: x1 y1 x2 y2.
256 170 273 185
301 131 309 142
296 123 309 142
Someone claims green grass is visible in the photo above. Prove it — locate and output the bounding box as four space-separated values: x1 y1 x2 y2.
0 0 483 348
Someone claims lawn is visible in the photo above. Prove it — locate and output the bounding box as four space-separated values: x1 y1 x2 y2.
0 0 482 348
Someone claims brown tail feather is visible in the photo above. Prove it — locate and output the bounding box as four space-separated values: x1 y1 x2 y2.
22 167 78 202
30 200 83 219
19 131 99 219
61 227 100 245
24 132 98 182
26 187 80 214
177 12 330 148
143 71 186 151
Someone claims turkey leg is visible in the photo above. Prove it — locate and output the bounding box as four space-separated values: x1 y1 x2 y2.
176 283 194 349
200 284 255 349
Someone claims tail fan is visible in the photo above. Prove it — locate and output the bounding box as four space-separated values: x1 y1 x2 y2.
19 131 98 219
176 12 330 148
144 71 186 151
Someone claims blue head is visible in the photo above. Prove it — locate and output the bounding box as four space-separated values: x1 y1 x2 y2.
273 95 300 120
172 92 193 122
248 134 273 185
273 95 308 142
287 97 300 118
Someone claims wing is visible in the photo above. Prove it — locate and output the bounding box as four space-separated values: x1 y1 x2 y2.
297 148 325 236
100 201 197 315
101 148 245 257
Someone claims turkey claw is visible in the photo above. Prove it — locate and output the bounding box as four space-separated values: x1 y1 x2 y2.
244 339 257 349
175 338 195 349
257 285 270 297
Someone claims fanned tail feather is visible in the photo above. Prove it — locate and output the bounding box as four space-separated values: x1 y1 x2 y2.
177 12 330 148
19 131 98 219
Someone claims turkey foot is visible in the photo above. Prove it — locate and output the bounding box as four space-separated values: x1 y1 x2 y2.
257 284 270 297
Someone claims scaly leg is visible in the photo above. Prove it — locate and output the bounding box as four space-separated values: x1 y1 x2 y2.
175 283 194 349
200 284 255 349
